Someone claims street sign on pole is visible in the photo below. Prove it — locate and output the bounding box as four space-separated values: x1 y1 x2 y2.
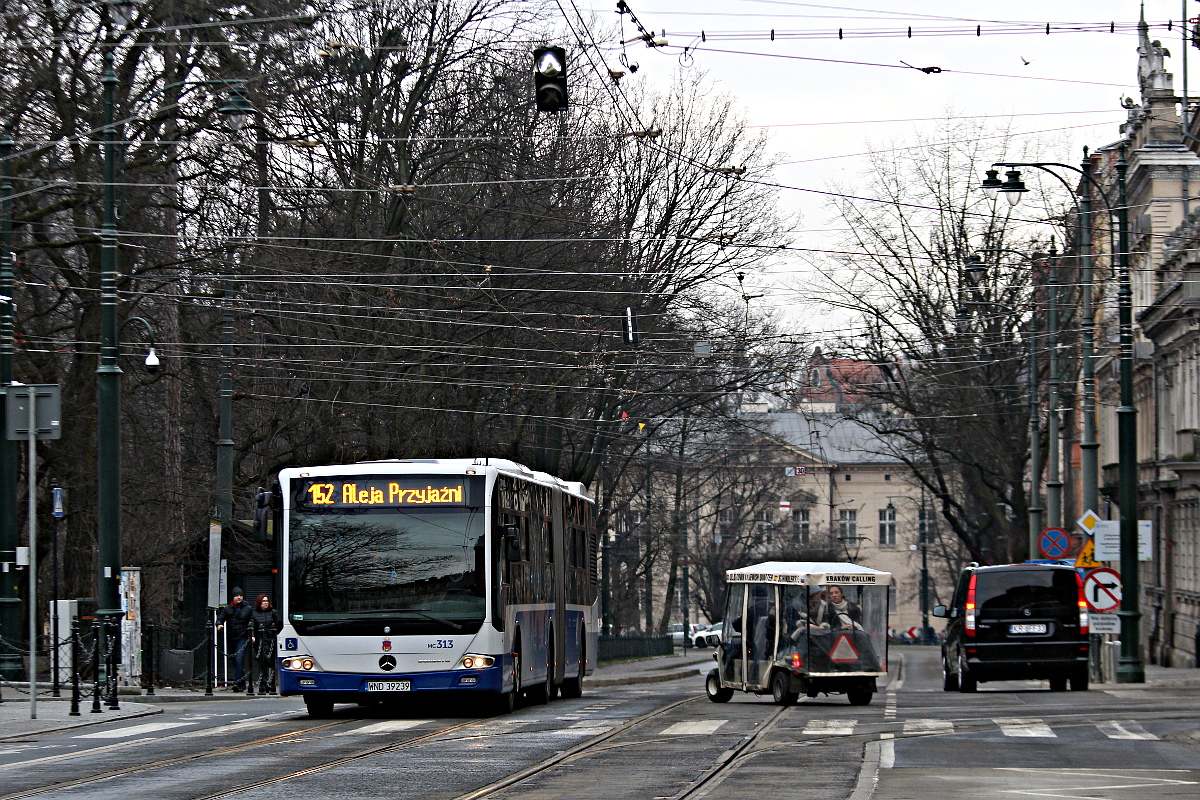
1089 613 1120 634
4 385 61 441
1074 539 1102 569
1092 520 1152 561
1082 567 1122 614
1038 527 1070 559
1077 509 1101 534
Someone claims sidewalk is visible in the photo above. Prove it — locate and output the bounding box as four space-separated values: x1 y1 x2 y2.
590 649 716 687
0 695 162 740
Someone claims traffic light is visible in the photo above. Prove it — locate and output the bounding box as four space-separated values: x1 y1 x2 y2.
533 47 568 112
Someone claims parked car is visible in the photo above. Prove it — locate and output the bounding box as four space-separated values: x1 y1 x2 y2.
669 623 707 646
693 625 715 648
934 562 1089 692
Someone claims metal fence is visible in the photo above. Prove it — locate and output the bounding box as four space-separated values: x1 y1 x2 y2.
597 634 673 662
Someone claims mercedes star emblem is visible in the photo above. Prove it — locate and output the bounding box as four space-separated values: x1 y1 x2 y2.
379 655 397 671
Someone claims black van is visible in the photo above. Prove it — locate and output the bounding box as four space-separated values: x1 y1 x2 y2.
934 563 1089 692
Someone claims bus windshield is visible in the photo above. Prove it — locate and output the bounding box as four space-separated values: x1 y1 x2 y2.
287 507 486 635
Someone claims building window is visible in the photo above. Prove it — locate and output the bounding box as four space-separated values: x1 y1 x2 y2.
878 506 897 546
792 508 810 542
754 508 773 531
884 474 891 481
838 509 857 541
844 474 852 481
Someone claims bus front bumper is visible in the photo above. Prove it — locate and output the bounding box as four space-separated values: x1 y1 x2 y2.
279 662 505 696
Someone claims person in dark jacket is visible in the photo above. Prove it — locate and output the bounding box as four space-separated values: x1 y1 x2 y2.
250 595 280 693
217 588 253 691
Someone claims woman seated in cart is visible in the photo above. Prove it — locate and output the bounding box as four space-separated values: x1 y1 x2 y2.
708 562 889 706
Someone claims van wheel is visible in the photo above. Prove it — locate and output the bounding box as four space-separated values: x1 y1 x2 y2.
1069 671 1089 691
706 669 733 703
847 688 873 706
942 655 959 691
957 656 977 693
771 671 798 706
1048 675 1067 692
304 695 334 718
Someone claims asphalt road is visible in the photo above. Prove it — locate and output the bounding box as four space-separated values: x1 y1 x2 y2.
0 649 1196 800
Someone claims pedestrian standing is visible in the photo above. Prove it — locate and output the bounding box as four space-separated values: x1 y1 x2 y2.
216 588 253 691
250 595 280 693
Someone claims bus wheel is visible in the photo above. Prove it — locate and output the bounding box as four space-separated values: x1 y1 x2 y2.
847 688 873 706
560 633 585 699
304 695 334 718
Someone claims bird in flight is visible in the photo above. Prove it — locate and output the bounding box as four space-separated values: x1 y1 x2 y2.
1020 56 1032 66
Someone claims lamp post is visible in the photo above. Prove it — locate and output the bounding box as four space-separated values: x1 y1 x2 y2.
94 0 254 675
988 151 1142 682
0 128 19 677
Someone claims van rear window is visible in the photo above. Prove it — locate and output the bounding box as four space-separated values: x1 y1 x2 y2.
976 570 1077 614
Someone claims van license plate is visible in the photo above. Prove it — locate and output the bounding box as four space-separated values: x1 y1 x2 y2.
366 680 411 692
1009 623 1047 634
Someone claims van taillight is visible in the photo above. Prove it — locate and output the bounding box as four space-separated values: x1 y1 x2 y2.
1075 571 1089 635
965 574 977 637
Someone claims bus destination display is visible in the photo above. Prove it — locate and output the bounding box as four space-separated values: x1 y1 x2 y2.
296 476 480 508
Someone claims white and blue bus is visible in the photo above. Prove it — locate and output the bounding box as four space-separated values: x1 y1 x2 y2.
275 459 599 716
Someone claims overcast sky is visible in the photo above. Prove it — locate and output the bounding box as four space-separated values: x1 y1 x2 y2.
572 1 1181 338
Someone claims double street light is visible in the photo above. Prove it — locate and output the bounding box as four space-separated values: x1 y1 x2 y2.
979 148 1143 683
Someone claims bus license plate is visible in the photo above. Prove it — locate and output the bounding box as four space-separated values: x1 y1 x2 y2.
1009 623 1047 634
366 680 412 692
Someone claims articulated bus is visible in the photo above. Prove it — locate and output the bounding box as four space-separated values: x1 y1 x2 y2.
276 459 599 716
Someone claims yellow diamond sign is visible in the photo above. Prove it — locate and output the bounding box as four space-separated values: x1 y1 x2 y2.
1077 509 1101 534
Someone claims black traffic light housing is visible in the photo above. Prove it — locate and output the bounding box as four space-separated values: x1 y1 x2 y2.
533 46 568 112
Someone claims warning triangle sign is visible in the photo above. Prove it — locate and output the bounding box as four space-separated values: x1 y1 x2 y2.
1075 538 1103 569
829 633 860 663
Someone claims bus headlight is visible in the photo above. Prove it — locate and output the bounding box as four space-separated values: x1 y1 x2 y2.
282 656 316 671
459 654 495 669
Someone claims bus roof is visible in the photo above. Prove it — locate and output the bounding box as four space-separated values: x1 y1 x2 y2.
279 458 590 500
725 561 892 585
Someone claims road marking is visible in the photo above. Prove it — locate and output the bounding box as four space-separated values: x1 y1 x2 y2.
334 720 427 736
880 736 895 768
996 718 1056 737
884 697 897 719
903 718 954 734
1097 720 1158 740
803 719 857 735
660 720 727 735
73 722 196 739
174 714 281 738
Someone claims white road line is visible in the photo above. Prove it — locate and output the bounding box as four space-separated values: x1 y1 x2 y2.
803 719 857 736
1097 720 1158 740
174 714 282 738
996 718 1056 738
73 722 196 740
880 736 895 768
903 719 954 734
334 720 428 736
660 720 727 735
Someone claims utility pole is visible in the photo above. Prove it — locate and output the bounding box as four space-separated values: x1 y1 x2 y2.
0 128 19 678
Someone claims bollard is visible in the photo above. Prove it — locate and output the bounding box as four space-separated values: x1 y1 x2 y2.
91 619 103 713
69 617 81 716
205 612 215 696
245 623 257 697
145 622 156 696
51 616 61 698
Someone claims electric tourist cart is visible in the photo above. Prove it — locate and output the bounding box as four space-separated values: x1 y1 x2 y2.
705 562 891 706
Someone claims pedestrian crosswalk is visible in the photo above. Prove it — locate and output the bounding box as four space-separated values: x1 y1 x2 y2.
74 722 197 739
795 717 1161 741
335 720 427 736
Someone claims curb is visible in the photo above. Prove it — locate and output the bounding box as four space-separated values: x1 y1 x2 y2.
135 693 288 704
589 668 702 687
0 704 162 742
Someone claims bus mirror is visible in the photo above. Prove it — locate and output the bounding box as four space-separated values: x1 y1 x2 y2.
502 524 522 561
